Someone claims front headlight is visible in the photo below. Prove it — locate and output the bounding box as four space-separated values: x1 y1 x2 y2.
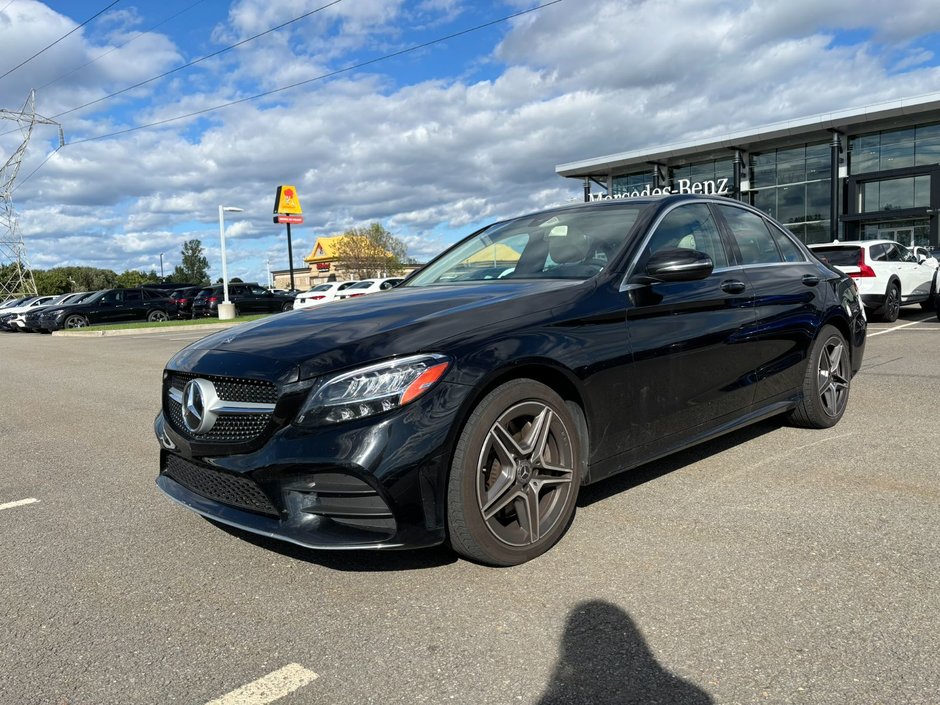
295 354 451 426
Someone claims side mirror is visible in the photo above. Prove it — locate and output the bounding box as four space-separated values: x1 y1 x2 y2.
633 248 714 284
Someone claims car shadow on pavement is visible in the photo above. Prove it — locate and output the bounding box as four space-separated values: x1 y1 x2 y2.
206 519 458 572
578 418 783 507
538 600 713 705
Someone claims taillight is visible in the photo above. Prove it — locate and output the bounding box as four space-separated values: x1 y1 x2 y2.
349 293 365 297
310 295 325 300
850 248 876 278
208 296 219 303
179 298 189 304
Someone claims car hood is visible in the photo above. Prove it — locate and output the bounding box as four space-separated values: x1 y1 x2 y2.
169 280 587 383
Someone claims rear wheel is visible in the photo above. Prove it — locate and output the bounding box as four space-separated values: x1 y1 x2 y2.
447 379 582 566
281 302 293 312
788 325 851 429
878 282 901 322
147 310 168 322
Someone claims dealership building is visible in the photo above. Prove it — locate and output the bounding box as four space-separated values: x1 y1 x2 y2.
556 93 940 248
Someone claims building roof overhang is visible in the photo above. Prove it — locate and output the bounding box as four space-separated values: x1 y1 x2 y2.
556 92 940 179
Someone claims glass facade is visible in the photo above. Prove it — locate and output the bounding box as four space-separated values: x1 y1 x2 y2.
611 172 653 196
749 143 831 243
849 122 940 173
580 113 940 247
670 158 733 186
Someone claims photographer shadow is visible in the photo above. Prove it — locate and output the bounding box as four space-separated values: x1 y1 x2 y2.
538 600 712 705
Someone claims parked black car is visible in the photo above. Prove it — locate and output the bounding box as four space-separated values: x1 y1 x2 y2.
156 195 866 565
18 292 94 333
167 286 203 319
191 283 294 317
41 287 173 330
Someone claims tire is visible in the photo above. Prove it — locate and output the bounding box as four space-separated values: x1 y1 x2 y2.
147 310 168 322
878 282 901 322
64 314 88 329
281 302 293 312
447 379 582 566
788 325 851 429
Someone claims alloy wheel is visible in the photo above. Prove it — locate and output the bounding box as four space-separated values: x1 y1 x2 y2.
817 337 850 417
475 401 575 547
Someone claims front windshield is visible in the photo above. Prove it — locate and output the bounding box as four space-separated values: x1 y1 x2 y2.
404 204 645 286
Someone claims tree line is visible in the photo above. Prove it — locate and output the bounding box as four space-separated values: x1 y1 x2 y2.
5 239 211 295
8 222 414 296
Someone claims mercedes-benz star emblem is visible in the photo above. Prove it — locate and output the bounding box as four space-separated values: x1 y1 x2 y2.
181 379 219 434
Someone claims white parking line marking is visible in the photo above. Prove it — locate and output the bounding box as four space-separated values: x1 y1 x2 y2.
0 498 39 512
205 664 319 705
868 319 929 337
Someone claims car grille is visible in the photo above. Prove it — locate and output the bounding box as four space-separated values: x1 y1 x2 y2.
163 454 278 516
165 372 277 443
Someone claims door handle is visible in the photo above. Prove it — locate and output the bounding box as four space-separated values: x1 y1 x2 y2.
720 279 746 294
801 274 820 286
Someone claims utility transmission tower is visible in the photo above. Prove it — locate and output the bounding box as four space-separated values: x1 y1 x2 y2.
0 89 64 299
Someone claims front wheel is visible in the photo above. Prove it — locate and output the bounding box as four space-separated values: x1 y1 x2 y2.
147 310 168 322
788 325 851 429
447 379 582 566
64 314 88 329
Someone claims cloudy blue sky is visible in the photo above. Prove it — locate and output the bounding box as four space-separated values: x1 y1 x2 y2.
2 0 940 284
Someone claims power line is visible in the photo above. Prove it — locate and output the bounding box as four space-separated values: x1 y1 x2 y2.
50 0 346 120
0 0 122 82
66 1 564 146
36 0 210 92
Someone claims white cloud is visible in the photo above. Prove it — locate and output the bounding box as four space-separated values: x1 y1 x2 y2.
4 0 940 284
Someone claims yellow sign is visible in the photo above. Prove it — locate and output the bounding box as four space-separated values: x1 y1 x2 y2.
273 184 303 214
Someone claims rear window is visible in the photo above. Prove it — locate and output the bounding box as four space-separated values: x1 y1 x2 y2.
812 246 860 266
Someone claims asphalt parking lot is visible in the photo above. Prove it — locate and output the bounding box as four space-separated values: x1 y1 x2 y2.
1 312 938 705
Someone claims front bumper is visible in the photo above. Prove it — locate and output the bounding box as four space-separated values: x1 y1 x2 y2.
154 380 471 550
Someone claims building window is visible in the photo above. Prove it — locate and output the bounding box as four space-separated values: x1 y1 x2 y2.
860 175 931 212
850 122 940 174
749 142 831 243
669 158 733 189
611 172 653 196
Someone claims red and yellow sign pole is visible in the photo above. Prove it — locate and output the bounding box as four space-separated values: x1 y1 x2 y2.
273 185 304 291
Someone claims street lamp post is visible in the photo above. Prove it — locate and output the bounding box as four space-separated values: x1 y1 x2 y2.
218 205 244 320
159 252 164 281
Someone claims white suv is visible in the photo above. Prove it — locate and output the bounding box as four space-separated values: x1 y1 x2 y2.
809 240 936 322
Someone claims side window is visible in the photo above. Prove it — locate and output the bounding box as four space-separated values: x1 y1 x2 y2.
643 204 729 269
767 223 806 263
883 244 903 262
717 205 783 265
124 290 142 302
869 244 888 261
230 285 245 295
101 291 121 304
250 286 267 295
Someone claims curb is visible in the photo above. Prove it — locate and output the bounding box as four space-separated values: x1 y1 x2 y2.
52 321 244 337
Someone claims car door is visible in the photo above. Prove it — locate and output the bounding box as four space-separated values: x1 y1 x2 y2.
622 202 758 448
120 289 146 321
714 203 830 406
889 243 934 301
93 290 124 323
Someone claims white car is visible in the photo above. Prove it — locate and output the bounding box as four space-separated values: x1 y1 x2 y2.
911 245 939 269
293 281 361 309
335 277 404 299
0 295 59 331
809 240 936 322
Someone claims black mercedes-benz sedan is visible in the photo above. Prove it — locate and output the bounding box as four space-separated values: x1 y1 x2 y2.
155 195 866 566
